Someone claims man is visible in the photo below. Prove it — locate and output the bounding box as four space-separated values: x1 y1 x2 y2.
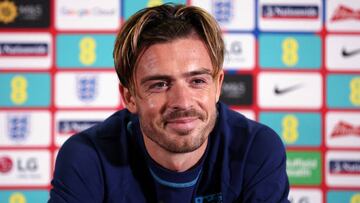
50 4 289 203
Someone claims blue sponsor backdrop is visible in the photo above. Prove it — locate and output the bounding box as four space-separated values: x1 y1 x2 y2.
56 34 116 68
0 73 51 107
0 190 49 202
259 34 322 69
327 191 360 203
327 74 360 108
259 112 322 146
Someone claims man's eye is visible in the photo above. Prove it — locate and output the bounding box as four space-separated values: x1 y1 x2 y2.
149 82 168 89
192 79 206 84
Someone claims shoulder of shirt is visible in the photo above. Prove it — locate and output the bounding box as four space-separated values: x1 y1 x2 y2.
218 102 274 139
217 102 284 157
59 109 134 161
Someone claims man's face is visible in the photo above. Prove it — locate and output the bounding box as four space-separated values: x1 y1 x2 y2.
123 36 223 153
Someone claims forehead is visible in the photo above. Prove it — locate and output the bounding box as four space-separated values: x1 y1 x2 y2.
135 37 213 79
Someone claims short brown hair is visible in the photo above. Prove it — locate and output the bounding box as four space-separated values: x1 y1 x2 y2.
113 4 224 90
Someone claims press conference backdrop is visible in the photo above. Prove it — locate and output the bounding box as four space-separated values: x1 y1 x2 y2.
0 0 359 202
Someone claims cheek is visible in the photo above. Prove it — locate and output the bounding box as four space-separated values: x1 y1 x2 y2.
137 96 162 116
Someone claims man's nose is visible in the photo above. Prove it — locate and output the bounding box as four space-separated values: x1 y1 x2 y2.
167 82 193 110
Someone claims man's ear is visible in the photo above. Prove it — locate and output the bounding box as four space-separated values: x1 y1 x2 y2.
119 84 138 113
215 69 224 102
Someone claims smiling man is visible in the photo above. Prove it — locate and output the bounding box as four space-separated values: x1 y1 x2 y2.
49 4 290 203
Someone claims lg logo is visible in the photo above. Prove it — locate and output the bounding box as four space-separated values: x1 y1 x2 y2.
0 156 13 173
0 156 38 173
17 157 38 172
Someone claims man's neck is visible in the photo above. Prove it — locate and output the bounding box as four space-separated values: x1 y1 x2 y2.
142 135 208 172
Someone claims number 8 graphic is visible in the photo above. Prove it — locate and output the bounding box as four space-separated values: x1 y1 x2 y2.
282 114 299 144
282 37 299 67
349 77 360 106
79 37 96 66
10 75 28 105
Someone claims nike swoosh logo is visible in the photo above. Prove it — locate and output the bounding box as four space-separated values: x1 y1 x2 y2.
342 47 360 57
274 84 302 95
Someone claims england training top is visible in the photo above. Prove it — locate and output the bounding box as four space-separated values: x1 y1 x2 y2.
49 102 290 203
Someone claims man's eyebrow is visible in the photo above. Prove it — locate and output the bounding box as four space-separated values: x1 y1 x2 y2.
140 68 213 85
184 68 212 77
140 75 171 85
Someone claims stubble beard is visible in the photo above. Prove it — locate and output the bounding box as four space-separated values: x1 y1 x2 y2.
140 108 217 154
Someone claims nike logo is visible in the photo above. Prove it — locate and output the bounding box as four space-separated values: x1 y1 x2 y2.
342 47 360 57
274 84 302 95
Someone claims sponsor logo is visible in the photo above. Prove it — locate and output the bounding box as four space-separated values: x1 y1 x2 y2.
58 120 101 135
17 157 38 173
220 74 252 106
331 121 360 138
194 193 222 203
329 160 360 175
351 194 360 203
326 35 360 70
0 0 50 28
0 190 49 202
212 0 233 23
258 72 322 109
326 151 360 187
56 0 119 30
76 75 98 102
60 6 116 18
327 191 360 203
7 114 29 142
0 151 50 186
342 47 360 58
286 152 321 185
223 33 254 70
259 34 321 69
262 5 319 19
260 112 321 147
274 84 302 95
0 1 17 24
8 192 27 203
0 43 48 57
226 40 242 58
289 188 322 203
0 156 13 173
331 5 360 22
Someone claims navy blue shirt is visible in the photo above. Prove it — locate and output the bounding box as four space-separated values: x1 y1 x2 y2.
49 103 290 202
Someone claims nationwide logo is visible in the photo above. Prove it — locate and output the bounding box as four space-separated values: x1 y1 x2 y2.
0 156 13 173
274 84 302 95
0 1 18 24
331 121 360 138
76 75 98 102
0 43 48 57
329 160 360 175
262 4 319 19
331 5 360 22
7 114 29 142
58 120 101 135
60 6 116 18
